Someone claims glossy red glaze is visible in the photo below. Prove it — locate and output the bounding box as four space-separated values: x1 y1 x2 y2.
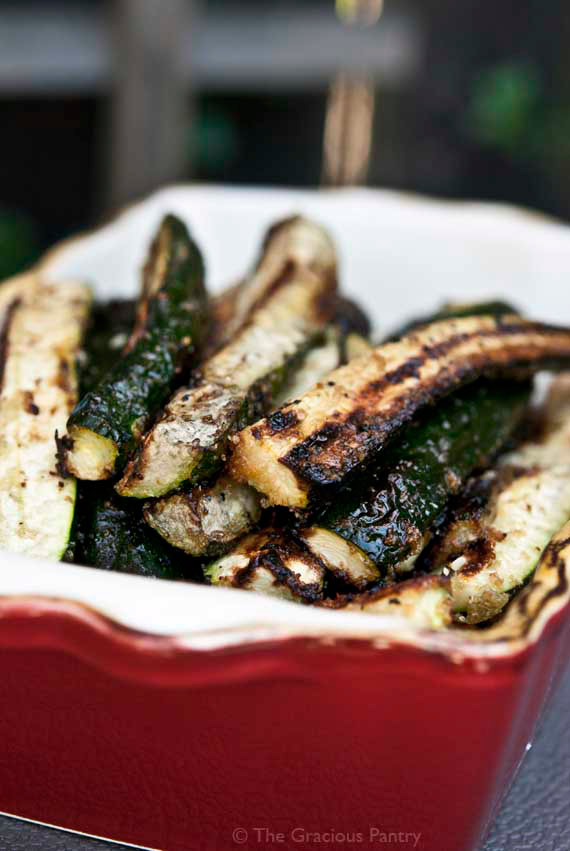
1 598 569 851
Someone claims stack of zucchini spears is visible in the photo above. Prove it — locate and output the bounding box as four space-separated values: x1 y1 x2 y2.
3 212 570 631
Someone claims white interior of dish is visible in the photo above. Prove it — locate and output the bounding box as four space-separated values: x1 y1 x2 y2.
3 185 570 651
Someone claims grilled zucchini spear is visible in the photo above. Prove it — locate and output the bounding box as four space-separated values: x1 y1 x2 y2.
0 276 91 560
207 379 528 597
301 379 531 579
63 214 208 481
117 216 338 499
230 314 570 509
67 298 186 578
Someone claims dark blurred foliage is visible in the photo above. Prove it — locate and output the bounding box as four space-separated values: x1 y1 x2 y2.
1 0 569 278
410 0 570 214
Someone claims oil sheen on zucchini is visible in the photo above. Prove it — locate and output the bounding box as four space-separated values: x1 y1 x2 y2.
0 277 91 560
230 314 570 509
64 214 208 480
73 484 184 578
117 216 337 499
303 379 531 578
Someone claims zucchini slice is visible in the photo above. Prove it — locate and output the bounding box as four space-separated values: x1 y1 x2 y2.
323 576 451 630
117 216 337 498
64 214 208 480
63 298 137 563
230 314 570 509
205 529 326 603
435 386 570 623
144 475 262 558
299 526 380 588
302 379 530 577
0 278 91 560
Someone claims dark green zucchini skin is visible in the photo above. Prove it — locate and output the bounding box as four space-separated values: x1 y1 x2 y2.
62 298 135 563
67 214 208 472
65 297 190 577
384 300 516 343
74 484 186 578
316 379 531 572
79 299 135 395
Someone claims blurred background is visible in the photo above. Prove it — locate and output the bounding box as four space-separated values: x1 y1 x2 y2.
0 0 568 279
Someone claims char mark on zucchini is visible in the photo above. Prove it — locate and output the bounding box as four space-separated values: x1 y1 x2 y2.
63 214 209 481
116 216 338 499
205 529 326 602
230 315 570 509
207 523 450 627
0 297 22 393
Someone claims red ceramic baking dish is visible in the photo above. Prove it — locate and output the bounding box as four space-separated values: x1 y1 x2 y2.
1 187 570 851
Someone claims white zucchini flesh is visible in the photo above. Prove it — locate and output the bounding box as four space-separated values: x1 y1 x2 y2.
0 278 91 560
144 475 262 557
272 330 341 408
450 392 570 623
300 526 380 589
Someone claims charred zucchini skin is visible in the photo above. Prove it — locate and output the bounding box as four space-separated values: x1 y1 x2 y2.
74 485 184 578
317 379 531 571
66 215 208 474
